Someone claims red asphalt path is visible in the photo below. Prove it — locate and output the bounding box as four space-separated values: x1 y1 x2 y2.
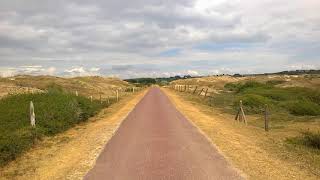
84 87 243 180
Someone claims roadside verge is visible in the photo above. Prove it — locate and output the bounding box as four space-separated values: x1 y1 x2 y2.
0 89 147 180
163 88 319 180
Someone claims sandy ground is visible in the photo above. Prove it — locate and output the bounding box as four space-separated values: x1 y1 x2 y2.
163 88 319 180
0 90 147 180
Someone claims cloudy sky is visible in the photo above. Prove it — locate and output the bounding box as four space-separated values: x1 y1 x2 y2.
0 0 319 78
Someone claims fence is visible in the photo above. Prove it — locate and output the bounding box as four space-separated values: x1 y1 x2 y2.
171 84 270 132
25 86 143 127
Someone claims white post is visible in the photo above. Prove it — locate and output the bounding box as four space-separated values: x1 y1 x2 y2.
30 101 36 127
90 96 93 102
133 87 135 93
76 91 78 96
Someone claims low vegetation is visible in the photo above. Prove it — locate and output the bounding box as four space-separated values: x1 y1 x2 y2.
287 131 320 150
125 75 194 86
0 87 111 166
0 75 133 99
171 74 320 174
222 81 320 116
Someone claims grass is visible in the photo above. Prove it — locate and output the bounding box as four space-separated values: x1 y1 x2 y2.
219 81 320 116
166 88 320 178
175 81 320 150
287 131 320 150
0 87 113 166
170 75 320 176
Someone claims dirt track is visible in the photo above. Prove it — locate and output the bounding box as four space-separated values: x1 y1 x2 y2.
85 87 242 180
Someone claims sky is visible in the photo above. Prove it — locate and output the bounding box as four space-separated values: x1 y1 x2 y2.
0 0 319 78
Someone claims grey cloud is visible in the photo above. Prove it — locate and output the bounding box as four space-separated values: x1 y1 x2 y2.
0 0 319 78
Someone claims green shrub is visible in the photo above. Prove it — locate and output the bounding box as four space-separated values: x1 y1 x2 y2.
287 131 320 150
266 80 286 86
238 81 271 93
224 83 242 91
225 81 271 93
283 100 320 116
234 94 273 113
0 90 106 166
301 131 320 149
224 81 320 116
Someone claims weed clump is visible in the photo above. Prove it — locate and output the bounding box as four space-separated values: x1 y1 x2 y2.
287 131 320 150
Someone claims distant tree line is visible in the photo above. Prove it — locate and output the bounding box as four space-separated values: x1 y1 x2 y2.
124 75 194 86
233 69 320 77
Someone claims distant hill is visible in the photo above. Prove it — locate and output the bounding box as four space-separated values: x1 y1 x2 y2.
0 75 133 98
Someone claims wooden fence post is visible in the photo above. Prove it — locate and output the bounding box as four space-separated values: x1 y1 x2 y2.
264 104 269 131
198 88 204 96
116 90 119 102
235 100 247 125
240 100 247 125
204 88 208 97
75 91 78 96
90 96 93 102
184 85 187 92
30 101 36 127
193 86 198 94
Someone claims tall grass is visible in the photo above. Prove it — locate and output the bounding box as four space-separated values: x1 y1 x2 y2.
287 131 320 150
0 88 109 166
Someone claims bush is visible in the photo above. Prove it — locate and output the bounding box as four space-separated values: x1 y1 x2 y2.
0 90 106 166
301 131 320 149
234 94 273 113
224 83 242 91
287 131 320 150
224 81 320 116
225 81 271 93
266 80 286 86
283 100 320 116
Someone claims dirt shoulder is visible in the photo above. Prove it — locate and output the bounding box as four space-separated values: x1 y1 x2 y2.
163 88 319 180
0 90 147 180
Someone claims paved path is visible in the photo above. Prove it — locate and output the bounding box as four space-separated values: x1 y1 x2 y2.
85 88 243 180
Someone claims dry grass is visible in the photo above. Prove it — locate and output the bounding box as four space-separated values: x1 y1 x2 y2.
172 74 320 91
0 75 133 99
173 76 243 90
0 89 147 180
163 88 320 180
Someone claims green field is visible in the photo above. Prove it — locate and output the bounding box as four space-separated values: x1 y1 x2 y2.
0 87 113 166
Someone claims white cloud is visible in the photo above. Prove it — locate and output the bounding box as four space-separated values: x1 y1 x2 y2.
0 67 16 77
186 70 199 76
0 66 58 77
0 0 319 78
64 66 101 76
47 67 56 75
89 67 100 72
